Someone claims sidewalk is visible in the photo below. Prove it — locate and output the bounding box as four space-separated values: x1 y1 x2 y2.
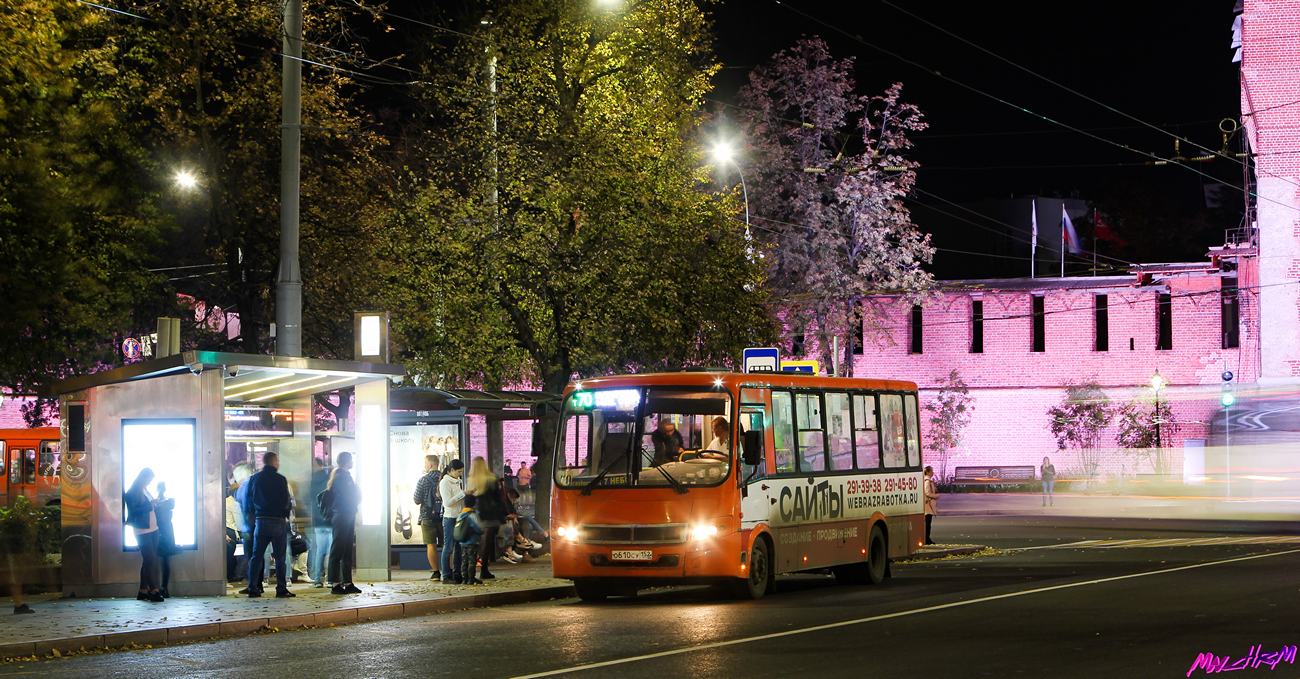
0 557 573 661
938 491 1300 524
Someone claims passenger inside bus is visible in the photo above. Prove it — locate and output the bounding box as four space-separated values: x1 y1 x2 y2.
649 418 685 467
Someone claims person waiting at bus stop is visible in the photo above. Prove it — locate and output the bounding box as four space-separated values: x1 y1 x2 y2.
650 418 685 466
244 452 294 598
923 466 940 546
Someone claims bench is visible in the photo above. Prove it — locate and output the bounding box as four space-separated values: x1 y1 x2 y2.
951 466 1037 486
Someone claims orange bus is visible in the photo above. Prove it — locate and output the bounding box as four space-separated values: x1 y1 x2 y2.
550 370 926 600
1 428 62 507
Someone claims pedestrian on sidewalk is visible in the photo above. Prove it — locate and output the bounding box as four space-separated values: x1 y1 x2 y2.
155 482 178 598
514 466 548 544
1 498 38 614
466 458 506 580
327 452 362 595
224 486 241 583
124 468 164 602
923 466 939 546
413 454 443 581
308 457 332 588
1041 457 1057 507
244 452 294 598
438 459 466 583
455 494 484 585
231 462 264 591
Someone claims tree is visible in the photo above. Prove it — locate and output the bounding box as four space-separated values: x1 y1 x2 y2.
923 369 973 483
1047 380 1113 487
393 0 777 523
394 0 775 392
738 37 934 374
0 0 170 421
99 0 393 358
1116 395 1179 477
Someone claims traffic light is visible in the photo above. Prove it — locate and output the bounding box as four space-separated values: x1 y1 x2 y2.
1221 370 1235 407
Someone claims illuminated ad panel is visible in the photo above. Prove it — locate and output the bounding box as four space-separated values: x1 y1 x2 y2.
357 404 384 526
224 407 294 438
122 419 197 551
389 423 459 546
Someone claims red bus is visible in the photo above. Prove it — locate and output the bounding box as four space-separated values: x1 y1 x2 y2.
550 371 925 600
1 428 62 507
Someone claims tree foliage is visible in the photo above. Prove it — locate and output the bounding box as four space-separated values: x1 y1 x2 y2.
737 37 933 373
1047 379 1113 483
0 0 168 415
923 369 973 482
393 0 775 393
1116 394 1179 476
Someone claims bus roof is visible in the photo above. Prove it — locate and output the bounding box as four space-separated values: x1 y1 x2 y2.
563 371 919 395
0 428 60 439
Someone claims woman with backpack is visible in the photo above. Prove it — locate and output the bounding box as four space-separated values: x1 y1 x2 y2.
465 458 507 581
325 452 362 595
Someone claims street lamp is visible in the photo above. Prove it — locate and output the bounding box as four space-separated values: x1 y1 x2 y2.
711 142 750 239
1149 370 1166 455
174 170 198 190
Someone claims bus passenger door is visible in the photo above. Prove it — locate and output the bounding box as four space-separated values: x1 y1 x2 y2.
8 444 37 506
738 404 770 530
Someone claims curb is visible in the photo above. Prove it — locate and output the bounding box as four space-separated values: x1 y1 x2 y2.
0 584 576 661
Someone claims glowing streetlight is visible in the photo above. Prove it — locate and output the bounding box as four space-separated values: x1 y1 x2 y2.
174 170 198 190
711 142 749 238
1149 370 1166 392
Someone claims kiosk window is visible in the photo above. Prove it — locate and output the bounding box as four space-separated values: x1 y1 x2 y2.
795 393 825 472
772 392 795 474
880 395 907 468
853 394 880 469
904 395 922 468
825 392 854 471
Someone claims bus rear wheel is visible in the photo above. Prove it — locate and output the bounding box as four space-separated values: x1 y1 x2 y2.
573 579 608 602
834 524 888 586
730 538 770 600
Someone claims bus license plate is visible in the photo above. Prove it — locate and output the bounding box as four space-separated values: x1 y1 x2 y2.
611 550 653 561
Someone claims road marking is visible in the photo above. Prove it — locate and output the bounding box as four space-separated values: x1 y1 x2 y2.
507 548 1300 679
1022 536 1300 550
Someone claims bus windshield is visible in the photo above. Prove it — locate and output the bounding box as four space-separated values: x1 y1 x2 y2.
555 386 734 489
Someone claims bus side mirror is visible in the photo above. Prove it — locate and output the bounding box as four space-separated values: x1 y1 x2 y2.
742 430 763 466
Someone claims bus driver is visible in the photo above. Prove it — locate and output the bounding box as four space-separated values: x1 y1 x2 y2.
650 418 684 466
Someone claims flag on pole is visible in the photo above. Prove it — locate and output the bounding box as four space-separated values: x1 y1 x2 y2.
1030 199 1038 278
1062 204 1082 254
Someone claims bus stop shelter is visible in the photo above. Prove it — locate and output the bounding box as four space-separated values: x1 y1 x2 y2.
45 351 404 598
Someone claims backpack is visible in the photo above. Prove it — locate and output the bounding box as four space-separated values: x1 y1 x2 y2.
315 487 335 522
453 511 474 543
476 485 506 521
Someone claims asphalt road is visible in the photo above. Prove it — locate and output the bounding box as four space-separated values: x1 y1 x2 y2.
4 517 1298 679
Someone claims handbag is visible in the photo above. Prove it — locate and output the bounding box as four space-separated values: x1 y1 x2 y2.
289 530 308 556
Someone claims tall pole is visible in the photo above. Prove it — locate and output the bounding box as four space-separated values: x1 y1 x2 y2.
732 159 750 240
275 0 303 357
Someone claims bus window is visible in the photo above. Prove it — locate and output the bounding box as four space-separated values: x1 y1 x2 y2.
852 393 880 469
739 406 767 480
880 395 907 468
825 392 853 471
795 393 825 472
772 392 795 474
40 441 60 477
904 394 922 468
559 413 592 482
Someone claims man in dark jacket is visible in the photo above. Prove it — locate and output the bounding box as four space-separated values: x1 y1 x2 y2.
243 452 294 598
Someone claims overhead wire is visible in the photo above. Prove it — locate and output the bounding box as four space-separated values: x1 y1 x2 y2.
769 0 1300 215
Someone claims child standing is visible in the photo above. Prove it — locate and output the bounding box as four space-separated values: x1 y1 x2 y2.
455 494 484 585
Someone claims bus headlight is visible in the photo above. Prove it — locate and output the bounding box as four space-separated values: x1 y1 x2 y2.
690 525 719 541
556 525 578 542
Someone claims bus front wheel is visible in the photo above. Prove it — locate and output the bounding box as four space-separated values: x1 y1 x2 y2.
730 539 770 600
573 579 608 602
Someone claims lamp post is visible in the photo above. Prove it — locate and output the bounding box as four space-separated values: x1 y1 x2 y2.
1149 370 1166 472
711 143 750 239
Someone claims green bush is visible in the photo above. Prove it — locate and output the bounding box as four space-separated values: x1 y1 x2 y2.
0 497 60 560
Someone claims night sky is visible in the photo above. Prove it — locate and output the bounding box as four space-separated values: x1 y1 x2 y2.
705 0 1245 271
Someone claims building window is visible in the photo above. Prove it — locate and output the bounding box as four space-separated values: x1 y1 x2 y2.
970 299 984 354
1156 293 1173 350
1031 295 1045 353
852 302 864 355
909 305 923 354
1222 278 1239 349
1094 294 1109 352
791 333 805 357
